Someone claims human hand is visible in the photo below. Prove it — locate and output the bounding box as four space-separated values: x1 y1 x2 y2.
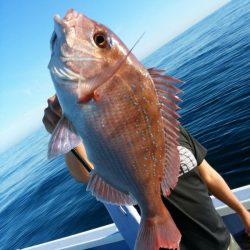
42 95 62 134
238 206 250 237
241 209 250 236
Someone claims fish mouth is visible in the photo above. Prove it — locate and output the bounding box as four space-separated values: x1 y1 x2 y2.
53 14 70 34
53 9 80 49
49 10 81 81
54 14 66 28
51 15 65 45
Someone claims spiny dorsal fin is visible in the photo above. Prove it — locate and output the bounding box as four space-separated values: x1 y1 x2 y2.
148 67 183 196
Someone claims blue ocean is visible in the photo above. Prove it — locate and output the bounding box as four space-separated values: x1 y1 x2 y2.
1 1 249 249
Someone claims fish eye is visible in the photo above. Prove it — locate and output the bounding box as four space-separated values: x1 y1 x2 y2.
93 32 110 48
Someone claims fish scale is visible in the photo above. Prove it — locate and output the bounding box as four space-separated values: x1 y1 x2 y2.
85 93 140 193
91 77 155 192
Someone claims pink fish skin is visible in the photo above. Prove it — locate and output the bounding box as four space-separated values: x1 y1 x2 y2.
48 9 181 250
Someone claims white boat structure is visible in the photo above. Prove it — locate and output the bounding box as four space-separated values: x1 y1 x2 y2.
21 185 250 250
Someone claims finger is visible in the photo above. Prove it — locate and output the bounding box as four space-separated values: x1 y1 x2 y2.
42 115 54 134
47 95 62 117
47 95 61 116
43 107 61 133
44 107 60 126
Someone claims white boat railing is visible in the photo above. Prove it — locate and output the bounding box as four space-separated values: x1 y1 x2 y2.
19 224 123 250
20 185 250 250
211 184 250 216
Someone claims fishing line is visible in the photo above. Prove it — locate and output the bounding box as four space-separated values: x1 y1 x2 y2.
70 148 92 172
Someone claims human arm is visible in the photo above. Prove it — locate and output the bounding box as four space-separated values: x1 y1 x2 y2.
198 160 250 236
42 95 93 184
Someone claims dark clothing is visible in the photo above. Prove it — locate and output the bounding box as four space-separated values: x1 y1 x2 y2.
162 126 231 250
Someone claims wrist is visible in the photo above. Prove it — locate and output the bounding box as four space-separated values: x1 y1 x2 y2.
238 205 249 219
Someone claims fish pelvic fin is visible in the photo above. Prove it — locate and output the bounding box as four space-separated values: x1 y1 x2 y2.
148 67 183 196
48 115 82 159
87 171 137 206
135 206 181 250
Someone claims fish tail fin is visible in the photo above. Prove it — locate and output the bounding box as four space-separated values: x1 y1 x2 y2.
135 208 181 250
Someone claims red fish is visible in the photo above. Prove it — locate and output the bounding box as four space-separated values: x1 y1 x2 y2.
48 9 182 250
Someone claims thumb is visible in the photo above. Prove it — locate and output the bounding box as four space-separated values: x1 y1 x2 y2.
48 95 62 117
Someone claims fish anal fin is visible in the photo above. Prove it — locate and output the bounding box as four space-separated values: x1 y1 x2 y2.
148 67 182 196
87 172 137 206
48 116 82 159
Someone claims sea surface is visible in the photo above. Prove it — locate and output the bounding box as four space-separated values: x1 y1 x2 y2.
1 0 249 249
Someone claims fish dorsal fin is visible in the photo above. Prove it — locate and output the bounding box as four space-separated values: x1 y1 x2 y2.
87 171 137 206
148 67 182 196
48 115 82 159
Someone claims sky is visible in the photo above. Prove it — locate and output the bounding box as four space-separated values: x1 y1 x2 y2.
0 0 230 153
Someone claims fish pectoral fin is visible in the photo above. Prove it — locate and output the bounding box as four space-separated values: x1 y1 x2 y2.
48 115 82 159
148 67 182 196
87 171 137 206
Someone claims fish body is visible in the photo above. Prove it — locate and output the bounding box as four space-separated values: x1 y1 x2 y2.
48 9 181 250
